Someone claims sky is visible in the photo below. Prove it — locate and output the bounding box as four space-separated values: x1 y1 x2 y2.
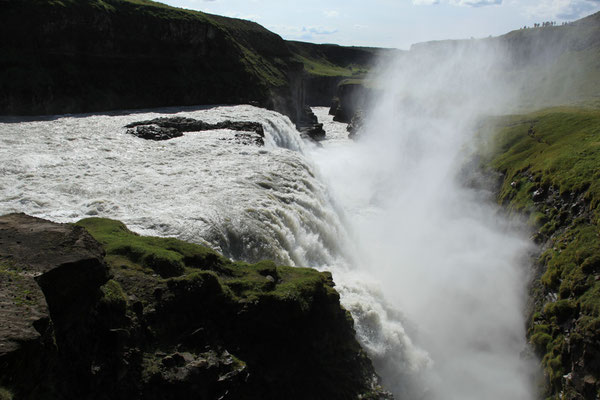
162 0 600 49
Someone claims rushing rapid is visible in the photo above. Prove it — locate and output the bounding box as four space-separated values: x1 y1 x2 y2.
0 105 339 266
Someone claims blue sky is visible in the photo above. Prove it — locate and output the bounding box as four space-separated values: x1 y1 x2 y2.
162 0 600 49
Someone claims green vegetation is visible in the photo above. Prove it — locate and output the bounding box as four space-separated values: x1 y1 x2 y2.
0 387 13 400
286 41 379 78
0 263 37 308
292 54 367 77
484 107 600 221
100 279 128 312
481 106 600 397
76 218 334 306
29 0 213 21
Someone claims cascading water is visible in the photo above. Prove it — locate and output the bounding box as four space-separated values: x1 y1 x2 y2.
1 39 538 399
310 40 538 399
0 103 433 397
0 105 342 268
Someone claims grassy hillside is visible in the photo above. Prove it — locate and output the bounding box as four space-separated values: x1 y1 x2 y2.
409 12 600 110
498 12 600 109
481 107 600 399
73 217 387 399
286 41 384 77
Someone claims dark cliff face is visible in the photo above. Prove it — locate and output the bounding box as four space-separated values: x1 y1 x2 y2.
0 0 386 124
0 0 293 118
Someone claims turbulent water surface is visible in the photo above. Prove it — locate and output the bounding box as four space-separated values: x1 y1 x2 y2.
1 64 536 400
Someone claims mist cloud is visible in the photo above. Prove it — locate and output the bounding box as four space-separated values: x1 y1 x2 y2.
311 37 538 400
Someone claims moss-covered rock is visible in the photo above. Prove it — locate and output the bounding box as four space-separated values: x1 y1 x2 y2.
0 214 391 399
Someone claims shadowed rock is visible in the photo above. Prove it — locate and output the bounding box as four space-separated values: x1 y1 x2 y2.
125 117 265 145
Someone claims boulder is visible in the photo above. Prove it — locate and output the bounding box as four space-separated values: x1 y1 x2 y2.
0 213 109 399
347 110 366 139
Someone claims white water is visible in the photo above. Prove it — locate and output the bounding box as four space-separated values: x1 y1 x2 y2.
1 54 535 399
310 38 537 400
0 106 342 267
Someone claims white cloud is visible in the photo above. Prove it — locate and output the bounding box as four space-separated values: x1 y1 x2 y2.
324 10 340 17
304 26 338 35
525 0 599 20
450 0 502 6
230 13 260 21
413 0 501 6
412 0 440 4
267 24 339 41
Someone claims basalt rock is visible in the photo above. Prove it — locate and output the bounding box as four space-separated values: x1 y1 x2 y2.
297 106 326 140
329 81 375 123
0 213 109 399
347 110 366 139
125 117 265 145
126 124 183 141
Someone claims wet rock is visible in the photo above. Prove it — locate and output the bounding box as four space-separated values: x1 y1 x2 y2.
0 213 109 398
297 106 326 140
532 187 545 201
126 124 183 141
125 117 265 145
329 81 375 123
298 123 326 140
347 110 365 139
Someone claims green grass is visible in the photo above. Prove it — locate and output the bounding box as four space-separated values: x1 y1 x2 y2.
291 54 367 78
0 263 38 307
76 218 334 307
484 107 600 221
100 279 128 311
481 106 600 397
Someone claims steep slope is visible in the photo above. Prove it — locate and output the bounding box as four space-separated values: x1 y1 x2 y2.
481 107 600 399
410 11 600 109
0 0 302 119
0 0 387 123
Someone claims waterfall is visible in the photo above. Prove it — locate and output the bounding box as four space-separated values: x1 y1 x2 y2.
308 40 537 399
1 50 536 398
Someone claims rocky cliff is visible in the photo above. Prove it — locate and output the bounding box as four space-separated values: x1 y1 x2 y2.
286 41 393 107
0 0 387 128
0 213 392 400
0 0 298 118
